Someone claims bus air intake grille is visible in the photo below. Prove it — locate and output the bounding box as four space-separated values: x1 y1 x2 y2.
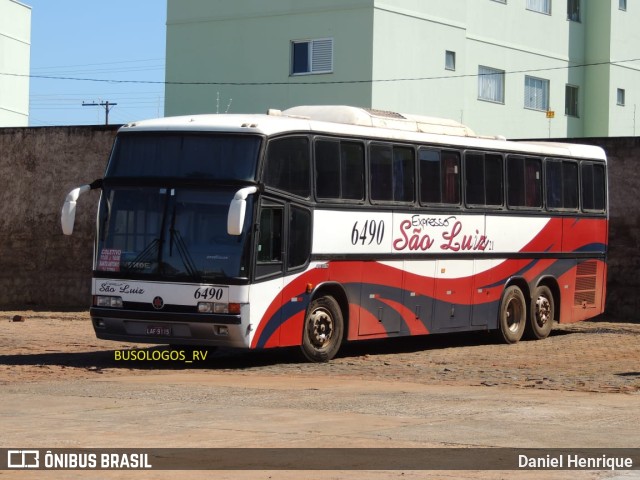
574 260 598 306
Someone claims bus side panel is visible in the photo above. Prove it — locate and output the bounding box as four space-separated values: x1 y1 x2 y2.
327 261 364 342
561 217 608 253
555 259 606 324
251 266 330 349
357 261 404 336
559 217 607 323
402 260 436 335
471 259 503 328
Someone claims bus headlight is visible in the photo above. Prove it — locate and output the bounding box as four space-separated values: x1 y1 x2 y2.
95 296 123 308
198 302 241 315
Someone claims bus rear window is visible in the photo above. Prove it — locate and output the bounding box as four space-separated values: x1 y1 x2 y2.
107 134 261 181
582 163 606 212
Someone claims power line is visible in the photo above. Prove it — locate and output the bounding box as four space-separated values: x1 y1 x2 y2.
82 101 118 125
3 57 640 86
31 58 164 72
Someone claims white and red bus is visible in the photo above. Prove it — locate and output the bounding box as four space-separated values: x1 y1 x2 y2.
61 106 607 362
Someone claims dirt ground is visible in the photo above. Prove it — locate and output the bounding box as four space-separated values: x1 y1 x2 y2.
1 310 639 394
1 311 640 480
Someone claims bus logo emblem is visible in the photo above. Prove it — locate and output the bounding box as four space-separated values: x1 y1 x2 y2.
152 296 165 310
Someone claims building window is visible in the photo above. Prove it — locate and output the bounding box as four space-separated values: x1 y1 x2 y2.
291 38 333 75
525 76 550 111
617 88 626 106
478 66 505 103
565 85 579 117
567 0 580 21
619 0 627 11
527 0 551 14
445 51 456 71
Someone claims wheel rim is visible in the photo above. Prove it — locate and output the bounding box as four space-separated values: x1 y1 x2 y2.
308 307 334 349
535 295 552 328
505 297 524 333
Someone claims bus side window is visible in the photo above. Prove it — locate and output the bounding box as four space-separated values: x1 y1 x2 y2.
264 137 310 198
315 140 340 199
393 146 415 202
563 161 579 209
442 151 461 204
341 142 365 200
370 143 415 203
370 144 393 201
582 163 606 212
508 156 542 209
546 159 579 210
465 152 503 207
288 206 311 270
419 148 441 203
419 148 460 205
315 140 365 201
545 160 563 209
256 206 284 278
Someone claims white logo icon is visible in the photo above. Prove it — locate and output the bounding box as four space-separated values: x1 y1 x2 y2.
7 450 40 469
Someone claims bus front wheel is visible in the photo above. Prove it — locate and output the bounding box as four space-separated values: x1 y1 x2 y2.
498 286 526 344
525 285 554 340
301 296 344 362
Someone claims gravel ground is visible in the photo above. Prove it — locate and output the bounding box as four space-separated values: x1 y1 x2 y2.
1 311 639 480
1 310 639 394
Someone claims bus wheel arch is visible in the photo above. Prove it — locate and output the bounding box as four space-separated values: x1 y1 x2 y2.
525 279 558 340
300 283 348 362
497 280 529 344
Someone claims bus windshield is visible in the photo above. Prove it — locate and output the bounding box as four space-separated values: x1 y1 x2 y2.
95 187 253 282
106 133 261 180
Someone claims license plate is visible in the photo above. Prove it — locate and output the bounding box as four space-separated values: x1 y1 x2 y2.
146 326 171 336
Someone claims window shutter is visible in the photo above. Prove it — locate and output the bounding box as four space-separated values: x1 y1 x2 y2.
311 39 333 73
525 76 549 111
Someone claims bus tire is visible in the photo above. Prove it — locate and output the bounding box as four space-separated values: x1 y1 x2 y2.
498 285 526 344
301 296 344 362
525 285 554 340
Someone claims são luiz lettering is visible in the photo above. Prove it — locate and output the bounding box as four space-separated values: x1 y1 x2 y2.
518 454 633 470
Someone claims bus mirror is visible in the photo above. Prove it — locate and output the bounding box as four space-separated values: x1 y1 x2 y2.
61 185 92 235
228 186 258 236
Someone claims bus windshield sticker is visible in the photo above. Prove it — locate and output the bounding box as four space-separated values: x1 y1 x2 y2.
98 249 122 272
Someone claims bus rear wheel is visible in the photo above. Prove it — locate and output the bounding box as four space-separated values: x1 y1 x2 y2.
498 285 526 344
525 285 554 340
301 296 344 362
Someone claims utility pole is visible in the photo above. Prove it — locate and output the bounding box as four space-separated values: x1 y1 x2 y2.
82 101 118 125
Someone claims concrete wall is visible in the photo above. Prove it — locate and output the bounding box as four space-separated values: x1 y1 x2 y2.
0 126 118 308
1 126 639 321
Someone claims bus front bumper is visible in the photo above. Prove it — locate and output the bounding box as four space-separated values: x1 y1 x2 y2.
90 307 252 348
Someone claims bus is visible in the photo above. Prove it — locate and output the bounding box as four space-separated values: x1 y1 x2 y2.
61 105 607 362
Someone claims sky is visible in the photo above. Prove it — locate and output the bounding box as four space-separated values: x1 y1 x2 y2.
26 0 166 127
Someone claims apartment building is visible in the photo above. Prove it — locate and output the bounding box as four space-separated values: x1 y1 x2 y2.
165 0 640 138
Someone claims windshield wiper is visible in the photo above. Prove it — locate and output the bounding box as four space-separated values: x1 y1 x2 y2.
168 202 198 279
169 228 198 278
123 238 160 271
